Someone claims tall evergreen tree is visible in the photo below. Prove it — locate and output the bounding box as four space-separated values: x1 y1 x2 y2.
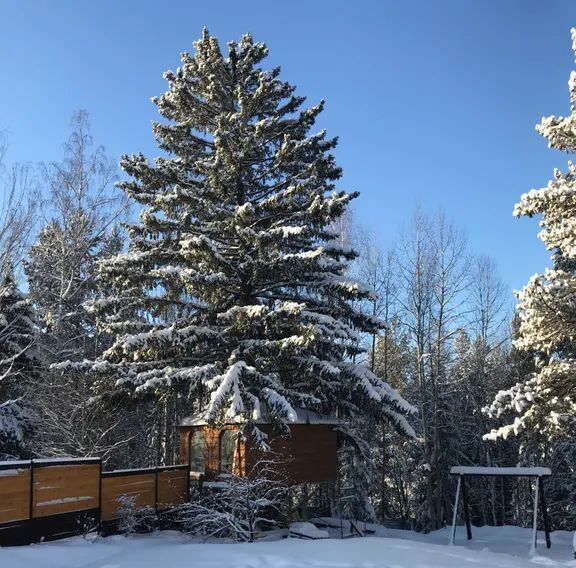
71 30 415 445
484 29 576 441
0 272 37 459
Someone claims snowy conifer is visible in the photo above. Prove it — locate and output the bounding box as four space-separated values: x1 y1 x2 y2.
77 30 415 442
0 272 37 458
485 29 576 440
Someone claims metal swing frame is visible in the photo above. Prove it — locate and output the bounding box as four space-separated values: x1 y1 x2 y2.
448 466 552 551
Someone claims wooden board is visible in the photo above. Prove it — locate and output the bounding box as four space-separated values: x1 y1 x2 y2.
181 423 337 484
101 473 155 521
32 464 100 518
248 424 338 484
285 425 338 483
0 468 30 524
157 469 188 509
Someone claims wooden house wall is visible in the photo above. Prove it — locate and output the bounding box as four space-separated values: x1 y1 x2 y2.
247 424 338 484
179 423 338 484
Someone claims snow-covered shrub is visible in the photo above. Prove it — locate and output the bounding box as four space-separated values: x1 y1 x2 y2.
289 521 329 539
116 494 156 536
76 510 100 539
176 456 289 542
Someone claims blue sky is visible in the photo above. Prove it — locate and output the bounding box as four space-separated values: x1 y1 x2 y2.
1 1 576 293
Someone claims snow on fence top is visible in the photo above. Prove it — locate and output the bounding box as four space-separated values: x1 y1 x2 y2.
181 407 340 427
102 464 187 476
0 459 31 468
33 457 101 464
450 466 552 477
0 457 101 469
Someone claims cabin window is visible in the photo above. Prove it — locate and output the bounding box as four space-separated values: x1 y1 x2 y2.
189 430 206 473
219 429 236 474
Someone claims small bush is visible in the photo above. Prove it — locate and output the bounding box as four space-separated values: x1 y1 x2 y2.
175 457 289 542
116 494 157 536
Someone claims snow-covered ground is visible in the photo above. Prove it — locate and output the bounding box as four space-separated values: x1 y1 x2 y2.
1 525 574 568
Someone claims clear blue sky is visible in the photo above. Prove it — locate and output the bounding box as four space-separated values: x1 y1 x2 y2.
2 1 576 294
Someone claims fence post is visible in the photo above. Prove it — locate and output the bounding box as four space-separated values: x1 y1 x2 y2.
154 467 159 513
28 459 34 520
98 459 103 529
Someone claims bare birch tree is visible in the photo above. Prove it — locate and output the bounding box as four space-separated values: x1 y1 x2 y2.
0 135 38 278
394 209 471 530
24 111 132 464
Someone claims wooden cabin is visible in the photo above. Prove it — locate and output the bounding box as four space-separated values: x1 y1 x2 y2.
179 409 339 485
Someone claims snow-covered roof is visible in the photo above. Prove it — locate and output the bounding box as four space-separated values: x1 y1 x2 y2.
450 466 551 477
181 408 340 427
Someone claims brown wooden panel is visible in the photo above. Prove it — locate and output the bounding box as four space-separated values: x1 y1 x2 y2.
0 468 30 523
179 430 189 465
288 425 338 483
181 423 337 484
101 473 155 521
157 470 188 509
247 424 338 484
32 464 100 518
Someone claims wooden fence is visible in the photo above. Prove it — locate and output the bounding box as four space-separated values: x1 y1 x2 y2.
101 466 189 522
0 458 189 546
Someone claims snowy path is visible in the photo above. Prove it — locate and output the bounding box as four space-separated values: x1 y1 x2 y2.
1 526 574 568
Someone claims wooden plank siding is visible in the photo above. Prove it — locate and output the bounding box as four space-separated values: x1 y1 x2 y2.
157 469 188 509
0 462 189 526
32 463 100 518
100 466 189 521
248 424 338 484
179 423 338 484
100 472 156 522
0 467 30 524
0 460 189 545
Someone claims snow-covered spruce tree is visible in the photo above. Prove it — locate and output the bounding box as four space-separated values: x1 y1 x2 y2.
76 30 415 448
0 271 37 459
484 29 576 441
